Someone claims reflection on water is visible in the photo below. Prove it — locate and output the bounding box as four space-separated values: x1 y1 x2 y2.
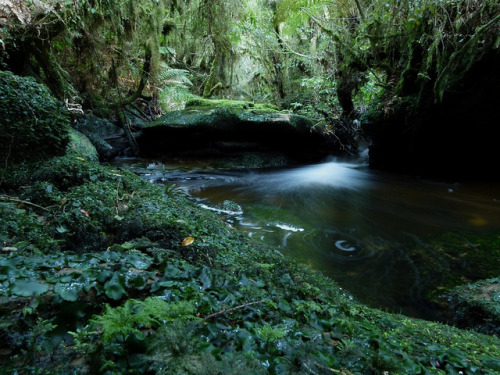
112 158 500 321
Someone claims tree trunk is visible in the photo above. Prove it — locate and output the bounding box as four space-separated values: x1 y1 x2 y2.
31 41 73 100
337 72 355 119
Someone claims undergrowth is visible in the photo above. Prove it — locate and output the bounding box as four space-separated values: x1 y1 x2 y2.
1 157 500 374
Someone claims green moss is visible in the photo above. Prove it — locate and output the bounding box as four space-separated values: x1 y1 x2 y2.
420 232 500 300
0 71 70 165
65 129 99 162
446 278 500 335
185 98 279 112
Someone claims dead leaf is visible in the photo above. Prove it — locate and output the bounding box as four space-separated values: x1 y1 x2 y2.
80 209 90 217
182 237 194 246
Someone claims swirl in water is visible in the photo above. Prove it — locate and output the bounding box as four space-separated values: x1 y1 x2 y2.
335 240 356 252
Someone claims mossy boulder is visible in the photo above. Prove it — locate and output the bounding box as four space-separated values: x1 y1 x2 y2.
0 71 70 165
138 99 332 165
446 278 500 336
66 129 99 162
185 98 279 112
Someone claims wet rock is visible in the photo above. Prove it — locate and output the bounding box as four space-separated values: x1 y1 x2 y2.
74 115 125 160
215 200 243 214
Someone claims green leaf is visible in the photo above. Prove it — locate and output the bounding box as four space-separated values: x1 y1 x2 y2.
56 225 69 234
126 253 151 270
11 279 49 297
199 267 212 290
104 275 127 300
54 281 84 301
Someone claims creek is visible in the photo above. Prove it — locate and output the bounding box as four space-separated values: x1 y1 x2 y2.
112 156 500 322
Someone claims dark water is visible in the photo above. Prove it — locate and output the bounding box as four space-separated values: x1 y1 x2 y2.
113 157 500 321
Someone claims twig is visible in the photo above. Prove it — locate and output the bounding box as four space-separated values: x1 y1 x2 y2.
204 300 265 320
0 195 50 212
115 179 125 215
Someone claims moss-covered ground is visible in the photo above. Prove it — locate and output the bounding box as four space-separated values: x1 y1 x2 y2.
184 98 280 112
1 153 500 375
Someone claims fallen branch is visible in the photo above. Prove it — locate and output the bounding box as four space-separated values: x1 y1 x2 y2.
204 300 266 320
0 195 50 212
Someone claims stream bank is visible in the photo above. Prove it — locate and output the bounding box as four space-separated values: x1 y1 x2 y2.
1 73 500 374
2 154 500 374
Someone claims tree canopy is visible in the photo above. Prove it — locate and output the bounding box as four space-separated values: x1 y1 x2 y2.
1 0 499 124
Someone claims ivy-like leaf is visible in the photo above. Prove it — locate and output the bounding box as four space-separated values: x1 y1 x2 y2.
104 275 127 300
54 281 84 301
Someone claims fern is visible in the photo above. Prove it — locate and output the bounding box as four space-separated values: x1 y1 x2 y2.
91 297 199 343
157 63 193 87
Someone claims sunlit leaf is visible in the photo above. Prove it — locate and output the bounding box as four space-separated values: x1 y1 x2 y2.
182 237 194 246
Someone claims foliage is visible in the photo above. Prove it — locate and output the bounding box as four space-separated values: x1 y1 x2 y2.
163 0 244 98
0 71 70 166
1 0 497 124
1 1 500 371
353 0 500 113
0 0 173 107
157 63 195 111
1 157 500 373
90 298 199 343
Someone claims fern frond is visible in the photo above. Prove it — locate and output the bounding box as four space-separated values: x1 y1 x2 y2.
90 298 200 343
158 63 193 87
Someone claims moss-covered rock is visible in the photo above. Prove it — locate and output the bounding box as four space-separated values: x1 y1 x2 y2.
66 129 99 162
446 278 500 336
185 98 279 112
73 114 126 161
0 71 70 165
138 99 333 164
